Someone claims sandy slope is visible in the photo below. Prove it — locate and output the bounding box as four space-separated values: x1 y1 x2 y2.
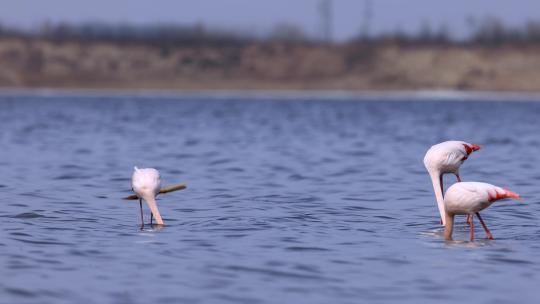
1 38 540 92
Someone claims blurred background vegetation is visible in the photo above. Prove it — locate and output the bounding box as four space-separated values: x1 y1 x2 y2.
1 7 540 91
3 16 540 48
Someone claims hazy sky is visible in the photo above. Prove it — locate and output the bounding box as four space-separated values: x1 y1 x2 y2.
1 0 539 40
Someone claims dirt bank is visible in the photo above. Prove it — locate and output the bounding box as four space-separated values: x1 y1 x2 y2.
1 38 540 92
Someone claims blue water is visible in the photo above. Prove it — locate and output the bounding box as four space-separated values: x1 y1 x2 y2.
1 92 539 304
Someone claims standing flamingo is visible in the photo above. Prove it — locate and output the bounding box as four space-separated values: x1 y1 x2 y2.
131 167 164 226
424 141 481 225
124 167 187 227
443 182 521 241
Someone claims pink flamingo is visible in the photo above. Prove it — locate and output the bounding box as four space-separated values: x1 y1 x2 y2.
443 182 521 241
424 141 481 225
131 167 164 226
124 167 187 227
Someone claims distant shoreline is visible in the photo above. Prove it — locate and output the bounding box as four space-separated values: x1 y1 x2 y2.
2 38 540 94
2 87 540 102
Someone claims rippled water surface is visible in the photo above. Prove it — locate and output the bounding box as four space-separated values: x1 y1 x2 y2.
1 92 539 303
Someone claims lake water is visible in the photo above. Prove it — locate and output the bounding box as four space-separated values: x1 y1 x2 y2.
1 91 539 304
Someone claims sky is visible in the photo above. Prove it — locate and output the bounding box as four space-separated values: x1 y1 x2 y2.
1 0 539 41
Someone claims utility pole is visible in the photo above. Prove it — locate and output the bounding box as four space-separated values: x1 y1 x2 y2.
319 0 333 43
361 0 373 40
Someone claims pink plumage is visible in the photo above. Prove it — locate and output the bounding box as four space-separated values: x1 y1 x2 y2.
424 140 481 225
443 182 521 241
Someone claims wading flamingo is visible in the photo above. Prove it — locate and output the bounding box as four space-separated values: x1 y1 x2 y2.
424 141 481 225
124 167 186 227
443 182 521 241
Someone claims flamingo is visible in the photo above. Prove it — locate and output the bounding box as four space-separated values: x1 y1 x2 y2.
424 141 481 225
131 167 163 226
443 182 521 241
125 167 187 227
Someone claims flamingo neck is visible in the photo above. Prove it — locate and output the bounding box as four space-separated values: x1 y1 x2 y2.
144 196 164 225
444 213 454 240
430 171 446 226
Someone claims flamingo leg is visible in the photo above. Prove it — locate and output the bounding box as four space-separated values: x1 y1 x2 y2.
439 174 444 225
476 212 494 240
150 212 153 225
139 199 144 228
469 214 474 241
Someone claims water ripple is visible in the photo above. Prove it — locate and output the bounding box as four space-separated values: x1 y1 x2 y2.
12 212 47 219
1 94 539 304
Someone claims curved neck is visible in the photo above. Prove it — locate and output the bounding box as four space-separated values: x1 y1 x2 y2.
444 213 454 240
430 171 446 225
144 196 164 225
